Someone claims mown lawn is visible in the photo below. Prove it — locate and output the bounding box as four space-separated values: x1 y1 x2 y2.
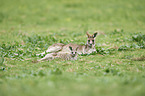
0 0 145 96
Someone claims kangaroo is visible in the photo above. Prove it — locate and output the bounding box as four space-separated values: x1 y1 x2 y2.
37 32 98 56
38 46 78 61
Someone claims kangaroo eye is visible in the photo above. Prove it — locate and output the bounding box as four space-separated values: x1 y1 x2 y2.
88 40 90 42
75 52 77 54
92 40 94 42
72 52 73 54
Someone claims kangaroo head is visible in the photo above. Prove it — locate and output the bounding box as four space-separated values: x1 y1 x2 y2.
86 32 98 47
69 46 79 57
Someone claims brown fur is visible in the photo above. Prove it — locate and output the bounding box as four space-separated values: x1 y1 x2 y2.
37 32 98 61
38 46 78 61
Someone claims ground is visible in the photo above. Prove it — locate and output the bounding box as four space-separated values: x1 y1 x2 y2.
0 0 145 96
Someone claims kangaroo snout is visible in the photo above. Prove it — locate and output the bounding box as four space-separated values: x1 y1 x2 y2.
71 52 77 57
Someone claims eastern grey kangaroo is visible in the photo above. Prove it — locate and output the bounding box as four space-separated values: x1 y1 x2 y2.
37 32 98 56
38 46 78 61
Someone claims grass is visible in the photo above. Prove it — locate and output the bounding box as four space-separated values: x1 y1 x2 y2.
0 0 145 96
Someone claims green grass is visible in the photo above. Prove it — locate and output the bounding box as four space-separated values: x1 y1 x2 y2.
0 0 145 96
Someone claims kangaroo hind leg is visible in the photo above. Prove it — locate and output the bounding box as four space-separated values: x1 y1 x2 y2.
37 53 54 61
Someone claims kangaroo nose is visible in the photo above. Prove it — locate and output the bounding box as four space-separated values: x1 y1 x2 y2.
90 40 93 44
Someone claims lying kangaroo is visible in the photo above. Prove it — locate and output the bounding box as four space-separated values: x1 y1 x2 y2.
37 32 98 56
38 46 78 61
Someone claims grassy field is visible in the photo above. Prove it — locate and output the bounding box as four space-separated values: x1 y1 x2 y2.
0 0 145 96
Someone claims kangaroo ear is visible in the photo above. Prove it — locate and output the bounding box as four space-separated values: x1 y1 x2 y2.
69 46 72 51
93 32 98 38
86 32 90 37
